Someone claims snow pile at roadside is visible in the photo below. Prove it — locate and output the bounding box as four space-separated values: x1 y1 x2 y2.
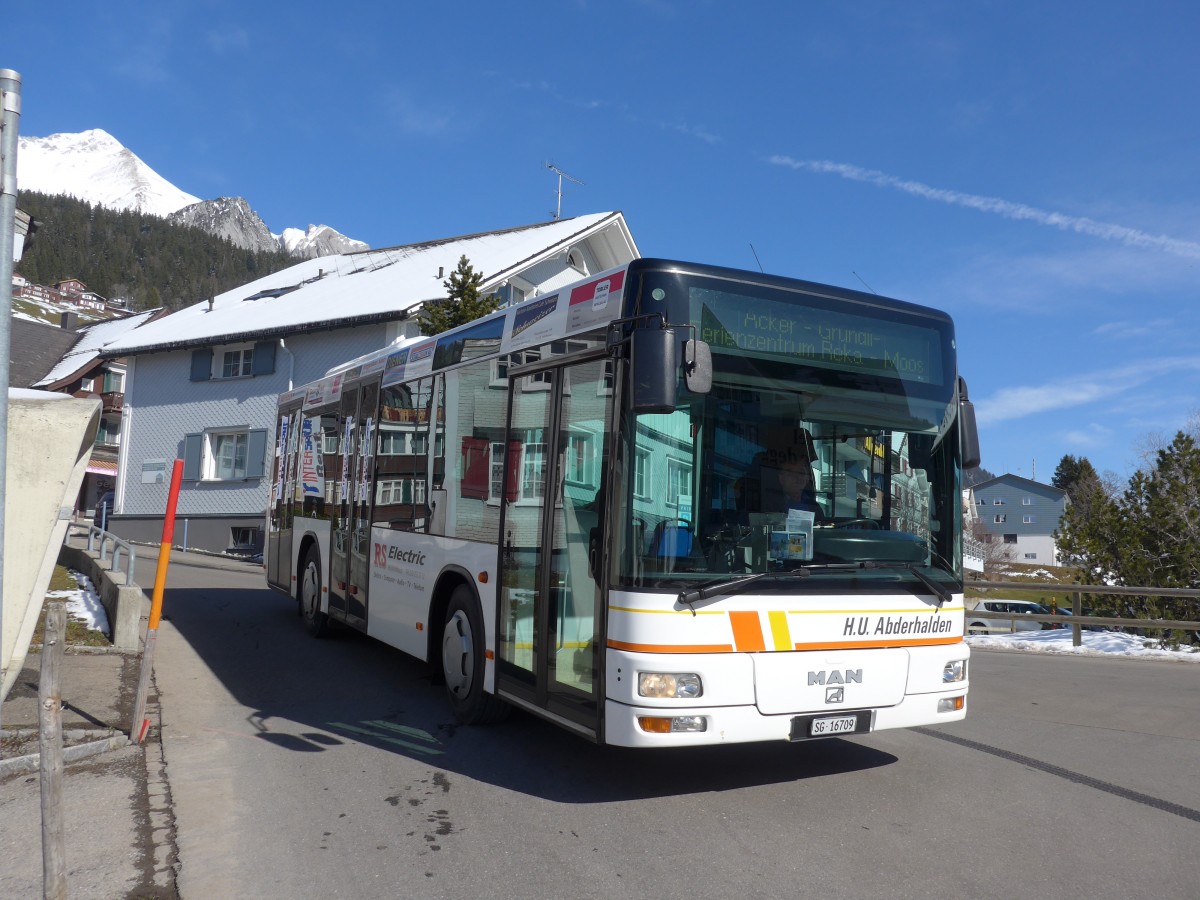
44 570 110 638
967 628 1200 662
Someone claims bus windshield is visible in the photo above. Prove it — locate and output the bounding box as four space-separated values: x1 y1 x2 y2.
613 267 964 592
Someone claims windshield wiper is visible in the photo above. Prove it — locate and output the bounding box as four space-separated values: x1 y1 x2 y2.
677 569 810 613
676 561 954 613
906 565 953 607
857 561 954 606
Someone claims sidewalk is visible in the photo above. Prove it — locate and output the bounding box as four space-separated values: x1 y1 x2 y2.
0 539 250 898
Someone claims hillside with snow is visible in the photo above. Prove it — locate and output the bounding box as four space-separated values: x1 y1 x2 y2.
16 129 366 258
18 129 200 218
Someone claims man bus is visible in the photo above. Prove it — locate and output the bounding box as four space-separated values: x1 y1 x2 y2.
266 258 979 747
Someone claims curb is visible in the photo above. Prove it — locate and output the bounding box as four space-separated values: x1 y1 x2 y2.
0 734 130 779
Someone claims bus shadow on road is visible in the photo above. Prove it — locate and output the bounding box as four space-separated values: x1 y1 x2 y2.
163 587 899 803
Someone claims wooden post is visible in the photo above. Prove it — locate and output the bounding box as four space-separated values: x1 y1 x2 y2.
39 601 67 899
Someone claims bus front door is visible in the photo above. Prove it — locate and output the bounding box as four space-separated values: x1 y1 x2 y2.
496 357 611 737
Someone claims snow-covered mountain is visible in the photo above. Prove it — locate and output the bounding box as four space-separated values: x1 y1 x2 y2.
17 130 367 258
18 129 200 218
167 197 282 256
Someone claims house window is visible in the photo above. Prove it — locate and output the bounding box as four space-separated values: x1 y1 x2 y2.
1024 552 1037 560
667 458 693 506
993 498 1005 505
190 342 276 382
565 433 593 485
1003 534 1018 544
213 432 249 479
994 514 1006 524
1022 496 1033 506
221 347 254 379
490 442 506 501
1023 515 1035 524
183 429 268 482
230 526 260 549
634 449 650 498
523 442 548 499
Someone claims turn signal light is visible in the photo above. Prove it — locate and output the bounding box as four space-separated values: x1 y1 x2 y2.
938 696 965 713
637 715 708 734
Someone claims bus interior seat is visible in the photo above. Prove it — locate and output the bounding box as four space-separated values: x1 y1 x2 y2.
647 520 702 570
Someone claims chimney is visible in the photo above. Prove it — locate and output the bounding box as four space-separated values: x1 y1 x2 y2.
60 311 79 331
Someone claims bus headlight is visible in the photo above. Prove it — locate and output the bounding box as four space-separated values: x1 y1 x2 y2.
942 660 967 683
638 672 703 699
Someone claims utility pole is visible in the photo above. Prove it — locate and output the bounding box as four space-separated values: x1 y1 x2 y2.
546 162 584 221
0 68 24 737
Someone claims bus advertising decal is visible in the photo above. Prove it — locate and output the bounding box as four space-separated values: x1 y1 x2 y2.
404 340 437 379
305 372 345 409
567 271 625 332
275 415 289 501
370 535 430 599
507 292 562 353
299 416 323 497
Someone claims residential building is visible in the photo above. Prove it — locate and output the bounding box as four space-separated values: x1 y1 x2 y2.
971 474 1068 566
99 213 639 556
33 309 163 514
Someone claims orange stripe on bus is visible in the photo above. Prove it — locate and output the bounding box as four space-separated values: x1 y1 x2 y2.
729 611 766 652
608 639 735 654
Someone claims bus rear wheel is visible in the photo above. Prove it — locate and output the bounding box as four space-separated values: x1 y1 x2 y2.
299 546 330 638
441 585 508 725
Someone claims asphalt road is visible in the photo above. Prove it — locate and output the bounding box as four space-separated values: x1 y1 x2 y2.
150 555 1200 900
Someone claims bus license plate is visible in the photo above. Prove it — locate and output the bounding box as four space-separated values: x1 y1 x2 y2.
810 715 859 737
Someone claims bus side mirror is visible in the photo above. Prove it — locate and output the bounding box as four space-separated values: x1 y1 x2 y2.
631 327 678 413
683 339 712 395
958 377 981 470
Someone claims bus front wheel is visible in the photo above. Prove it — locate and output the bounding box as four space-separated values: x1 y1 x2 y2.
441 586 508 725
300 546 330 638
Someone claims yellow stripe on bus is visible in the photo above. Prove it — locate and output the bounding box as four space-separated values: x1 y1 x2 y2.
768 610 792 651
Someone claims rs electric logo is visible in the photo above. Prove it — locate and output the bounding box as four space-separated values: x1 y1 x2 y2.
373 543 427 567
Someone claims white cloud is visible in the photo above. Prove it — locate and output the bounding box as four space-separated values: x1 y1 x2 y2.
769 156 1200 260
978 357 1200 425
661 121 722 144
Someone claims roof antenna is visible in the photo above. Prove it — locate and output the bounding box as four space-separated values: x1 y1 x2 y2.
546 162 584 220
749 243 765 273
853 271 878 295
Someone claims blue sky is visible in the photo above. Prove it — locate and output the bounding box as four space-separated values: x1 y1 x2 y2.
8 1 1200 482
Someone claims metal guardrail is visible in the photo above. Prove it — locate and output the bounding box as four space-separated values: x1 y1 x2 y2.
67 522 136 585
964 580 1200 646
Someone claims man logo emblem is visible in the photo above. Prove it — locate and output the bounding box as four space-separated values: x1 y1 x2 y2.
826 686 845 704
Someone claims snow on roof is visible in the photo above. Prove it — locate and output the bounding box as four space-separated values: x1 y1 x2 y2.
102 213 629 356
34 309 161 387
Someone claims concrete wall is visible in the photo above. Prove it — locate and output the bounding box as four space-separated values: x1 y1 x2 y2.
58 537 145 653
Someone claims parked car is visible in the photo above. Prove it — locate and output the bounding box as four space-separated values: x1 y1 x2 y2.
93 490 114 530
1047 605 1110 631
966 599 1052 634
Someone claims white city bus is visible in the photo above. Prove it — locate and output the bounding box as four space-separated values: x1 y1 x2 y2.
266 258 980 747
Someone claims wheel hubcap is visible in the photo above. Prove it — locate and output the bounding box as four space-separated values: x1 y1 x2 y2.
442 610 473 698
302 563 318 619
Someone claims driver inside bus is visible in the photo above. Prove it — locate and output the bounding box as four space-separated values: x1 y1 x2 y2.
738 448 826 521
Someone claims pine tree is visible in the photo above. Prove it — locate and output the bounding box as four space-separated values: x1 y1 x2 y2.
416 255 500 335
